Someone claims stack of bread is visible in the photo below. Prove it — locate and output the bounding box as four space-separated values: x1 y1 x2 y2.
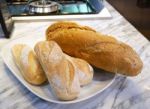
11 21 143 101
12 41 93 100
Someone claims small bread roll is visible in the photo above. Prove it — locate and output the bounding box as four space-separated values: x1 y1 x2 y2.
34 41 80 100
65 54 93 86
12 44 47 85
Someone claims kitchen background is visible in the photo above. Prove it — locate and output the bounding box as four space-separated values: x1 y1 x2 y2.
107 0 150 40
0 0 150 40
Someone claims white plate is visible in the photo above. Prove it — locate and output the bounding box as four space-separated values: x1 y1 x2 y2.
1 35 116 104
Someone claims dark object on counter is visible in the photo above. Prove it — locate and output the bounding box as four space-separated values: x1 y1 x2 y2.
0 0 14 38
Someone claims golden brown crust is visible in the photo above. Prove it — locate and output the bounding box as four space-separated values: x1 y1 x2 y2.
46 22 143 76
46 21 96 40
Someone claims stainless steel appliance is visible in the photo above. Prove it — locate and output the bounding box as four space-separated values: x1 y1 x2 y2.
4 0 111 21
28 0 60 13
0 0 111 38
7 0 104 15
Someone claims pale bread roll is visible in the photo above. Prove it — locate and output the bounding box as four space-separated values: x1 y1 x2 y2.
65 54 93 86
34 41 80 100
11 44 46 85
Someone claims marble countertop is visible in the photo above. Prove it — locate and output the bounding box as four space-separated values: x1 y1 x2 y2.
0 1 150 109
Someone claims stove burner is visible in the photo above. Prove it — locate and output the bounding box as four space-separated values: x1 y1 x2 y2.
29 0 60 13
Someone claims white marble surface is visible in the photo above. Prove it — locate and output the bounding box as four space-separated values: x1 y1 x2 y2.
0 1 150 109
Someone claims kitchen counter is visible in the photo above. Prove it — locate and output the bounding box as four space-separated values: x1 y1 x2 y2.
0 1 150 109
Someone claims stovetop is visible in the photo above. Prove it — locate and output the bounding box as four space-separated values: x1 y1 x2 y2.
7 0 104 16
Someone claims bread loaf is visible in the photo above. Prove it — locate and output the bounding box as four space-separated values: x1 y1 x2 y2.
34 41 80 100
65 54 93 86
46 22 143 76
12 44 47 85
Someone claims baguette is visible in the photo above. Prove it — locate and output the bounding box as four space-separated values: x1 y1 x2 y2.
65 54 93 86
46 21 143 76
34 41 80 100
12 44 47 85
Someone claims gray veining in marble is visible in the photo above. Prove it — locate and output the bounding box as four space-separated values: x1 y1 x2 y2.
0 1 150 109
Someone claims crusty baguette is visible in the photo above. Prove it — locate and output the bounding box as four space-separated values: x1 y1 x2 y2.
11 44 47 85
34 41 80 100
46 22 143 76
46 21 96 35
65 54 93 86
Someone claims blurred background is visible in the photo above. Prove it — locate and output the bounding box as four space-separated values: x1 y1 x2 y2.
107 0 150 40
0 0 150 40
